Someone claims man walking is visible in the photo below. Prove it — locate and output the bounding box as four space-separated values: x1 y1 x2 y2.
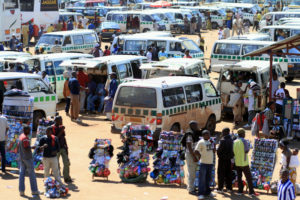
0 114 9 174
233 128 256 196
77 68 88 113
52 116 72 183
184 15 190 34
68 71 81 122
184 121 201 195
216 127 233 193
18 126 41 196
38 127 63 185
104 72 118 120
278 169 296 200
194 130 216 200
190 14 197 34
196 14 202 33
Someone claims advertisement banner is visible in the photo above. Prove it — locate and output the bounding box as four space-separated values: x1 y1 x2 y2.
40 0 58 11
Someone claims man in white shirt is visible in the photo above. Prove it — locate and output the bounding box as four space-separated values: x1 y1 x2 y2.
275 82 286 114
0 115 9 173
244 81 258 128
194 130 216 200
271 73 280 100
42 71 50 87
146 47 152 62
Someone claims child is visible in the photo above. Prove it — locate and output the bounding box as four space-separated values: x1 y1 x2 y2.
218 27 223 40
103 45 111 56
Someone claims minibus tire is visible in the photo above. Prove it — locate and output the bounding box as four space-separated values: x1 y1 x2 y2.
33 111 45 131
285 77 294 82
205 115 216 134
212 22 218 29
143 28 150 33
175 27 181 34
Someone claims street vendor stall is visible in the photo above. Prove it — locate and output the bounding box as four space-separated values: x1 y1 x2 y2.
1 90 33 168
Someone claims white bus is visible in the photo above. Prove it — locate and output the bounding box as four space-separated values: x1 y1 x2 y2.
0 0 21 42
20 0 59 29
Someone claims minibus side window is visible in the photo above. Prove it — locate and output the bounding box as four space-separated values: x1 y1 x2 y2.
72 35 84 45
84 34 97 44
54 61 64 75
107 14 112 20
45 62 55 76
214 43 241 55
162 87 185 108
203 82 218 97
117 64 132 79
185 84 203 103
27 78 50 93
142 15 152 22
63 36 72 46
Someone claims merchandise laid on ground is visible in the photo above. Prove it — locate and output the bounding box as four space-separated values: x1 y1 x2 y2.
151 131 185 185
250 139 278 191
33 119 55 171
1 91 33 168
117 124 152 183
44 177 69 198
89 139 113 180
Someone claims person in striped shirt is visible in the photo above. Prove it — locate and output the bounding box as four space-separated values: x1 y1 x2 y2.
278 169 296 200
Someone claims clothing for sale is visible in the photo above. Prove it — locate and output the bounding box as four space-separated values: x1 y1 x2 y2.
275 88 286 105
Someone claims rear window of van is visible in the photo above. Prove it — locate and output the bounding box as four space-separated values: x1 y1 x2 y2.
115 86 157 108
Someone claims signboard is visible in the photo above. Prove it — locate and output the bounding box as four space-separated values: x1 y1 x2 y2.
40 0 58 11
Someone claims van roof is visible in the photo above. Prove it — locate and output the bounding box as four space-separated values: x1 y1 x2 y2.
0 51 30 57
140 58 203 70
42 30 96 36
0 53 93 62
266 11 300 14
214 39 274 45
221 60 277 71
59 55 146 68
228 33 270 40
0 72 41 80
107 10 151 14
119 34 185 41
119 76 210 89
261 25 300 29
59 11 83 16
212 2 257 8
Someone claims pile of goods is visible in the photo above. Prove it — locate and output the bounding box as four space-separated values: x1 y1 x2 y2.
44 177 69 198
1 94 33 168
33 119 55 171
250 139 278 191
150 131 185 185
89 139 114 179
117 124 152 183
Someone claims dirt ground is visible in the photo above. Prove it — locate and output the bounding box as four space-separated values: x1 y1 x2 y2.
0 29 299 200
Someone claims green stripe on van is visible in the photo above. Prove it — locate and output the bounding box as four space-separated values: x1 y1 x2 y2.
211 54 289 63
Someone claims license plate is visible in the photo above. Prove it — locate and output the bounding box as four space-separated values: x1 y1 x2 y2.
108 29 114 32
126 117 143 123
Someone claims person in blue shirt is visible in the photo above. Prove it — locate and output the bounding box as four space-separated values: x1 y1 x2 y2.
28 21 34 46
9 35 19 50
88 21 95 30
67 20 74 31
86 74 97 114
68 72 81 122
158 47 168 61
87 76 106 114
0 43 4 51
104 72 118 120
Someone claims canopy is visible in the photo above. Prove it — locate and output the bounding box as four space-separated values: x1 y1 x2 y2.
244 34 300 57
150 1 172 8
244 34 300 101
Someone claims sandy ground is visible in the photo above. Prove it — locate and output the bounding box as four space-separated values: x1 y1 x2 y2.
0 29 299 200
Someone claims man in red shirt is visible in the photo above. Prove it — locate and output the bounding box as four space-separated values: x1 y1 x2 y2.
77 68 88 113
19 126 41 196
184 50 192 58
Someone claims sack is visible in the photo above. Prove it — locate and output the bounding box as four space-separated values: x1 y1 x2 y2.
88 147 96 159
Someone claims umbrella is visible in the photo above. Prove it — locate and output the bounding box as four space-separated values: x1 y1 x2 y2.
150 1 172 8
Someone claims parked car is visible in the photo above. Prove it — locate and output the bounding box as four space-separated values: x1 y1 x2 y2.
98 22 121 41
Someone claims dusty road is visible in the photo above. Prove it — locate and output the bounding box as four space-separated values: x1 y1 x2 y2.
0 29 299 200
